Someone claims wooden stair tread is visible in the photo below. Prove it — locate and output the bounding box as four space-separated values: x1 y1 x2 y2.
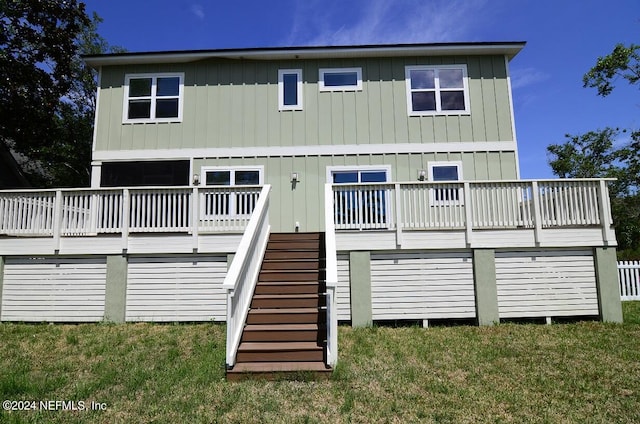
268 233 321 240
239 341 323 351
249 308 318 314
256 281 320 286
244 323 318 331
252 293 319 299
229 362 330 373
260 269 319 273
264 251 319 259
262 258 321 261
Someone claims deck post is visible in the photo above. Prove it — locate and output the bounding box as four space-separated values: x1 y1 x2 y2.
192 187 199 251
594 247 623 323
472 249 499 326
531 181 543 245
52 190 63 251
463 182 473 246
104 255 128 323
0 256 4 320
596 180 612 245
394 183 403 247
121 189 130 250
349 251 372 327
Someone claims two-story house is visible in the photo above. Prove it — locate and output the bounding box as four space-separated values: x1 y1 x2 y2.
0 42 622 376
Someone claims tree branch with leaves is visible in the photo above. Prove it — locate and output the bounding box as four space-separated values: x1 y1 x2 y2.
583 43 640 97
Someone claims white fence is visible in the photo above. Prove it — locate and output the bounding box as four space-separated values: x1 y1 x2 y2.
331 179 611 232
0 185 262 237
619 261 640 301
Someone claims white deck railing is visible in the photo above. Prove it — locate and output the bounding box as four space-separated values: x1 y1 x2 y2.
223 185 271 368
619 261 640 301
324 184 338 367
0 185 263 238
330 179 614 244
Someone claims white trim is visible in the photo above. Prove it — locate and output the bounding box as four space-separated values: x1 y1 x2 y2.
91 163 102 188
93 141 517 162
278 69 303 111
200 165 265 185
122 72 184 123
91 67 102 153
504 55 521 179
405 65 470 116
325 165 392 185
319 67 363 92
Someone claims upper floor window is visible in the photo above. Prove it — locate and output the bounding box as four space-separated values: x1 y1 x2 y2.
123 73 184 123
319 68 362 91
278 69 303 111
405 65 469 116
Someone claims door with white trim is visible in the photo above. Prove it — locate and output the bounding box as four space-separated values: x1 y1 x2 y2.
200 166 263 219
328 166 391 229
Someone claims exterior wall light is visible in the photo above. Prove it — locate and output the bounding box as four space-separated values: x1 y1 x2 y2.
193 174 200 185
418 170 427 181
291 172 299 183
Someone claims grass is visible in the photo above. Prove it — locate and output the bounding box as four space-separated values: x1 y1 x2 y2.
0 303 638 423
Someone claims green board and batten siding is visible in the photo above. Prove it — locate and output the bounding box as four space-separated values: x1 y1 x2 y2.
94 55 514 152
94 54 518 232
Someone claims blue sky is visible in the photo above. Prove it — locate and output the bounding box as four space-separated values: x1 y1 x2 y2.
83 0 639 179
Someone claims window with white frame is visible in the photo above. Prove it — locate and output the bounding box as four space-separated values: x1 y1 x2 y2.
405 65 469 116
319 68 362 91
278 69 303 110
428 161 463 205
200 167 263 217
123 73 184 123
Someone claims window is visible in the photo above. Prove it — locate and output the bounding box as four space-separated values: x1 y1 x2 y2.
123 73 184 123
428 161 463 205
101 160 190 187
278 69 303 110
201 167 263 217
405 65 469 116
319 68 362 91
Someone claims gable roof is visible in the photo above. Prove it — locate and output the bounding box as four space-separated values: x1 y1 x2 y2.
83 41 526 68
0 144 30 189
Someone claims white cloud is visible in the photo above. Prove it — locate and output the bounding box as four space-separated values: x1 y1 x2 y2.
286 0 491 46
190 4 205 20
510 67 549 90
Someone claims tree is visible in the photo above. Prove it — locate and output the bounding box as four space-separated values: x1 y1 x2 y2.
547 129 640 257
0 0 90 164
0 1 121 187
29 12 125 187
583 43 640 96
548 41 640 259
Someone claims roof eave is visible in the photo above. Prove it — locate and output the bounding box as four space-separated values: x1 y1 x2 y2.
83 42 526 68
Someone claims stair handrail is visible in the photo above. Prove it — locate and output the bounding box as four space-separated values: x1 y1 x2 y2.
223 184 271 368
324 183 338 366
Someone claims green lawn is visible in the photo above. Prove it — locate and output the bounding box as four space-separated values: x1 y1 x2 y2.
1 303 639 423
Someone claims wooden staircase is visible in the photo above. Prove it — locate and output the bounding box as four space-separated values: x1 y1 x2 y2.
226 232 332 380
